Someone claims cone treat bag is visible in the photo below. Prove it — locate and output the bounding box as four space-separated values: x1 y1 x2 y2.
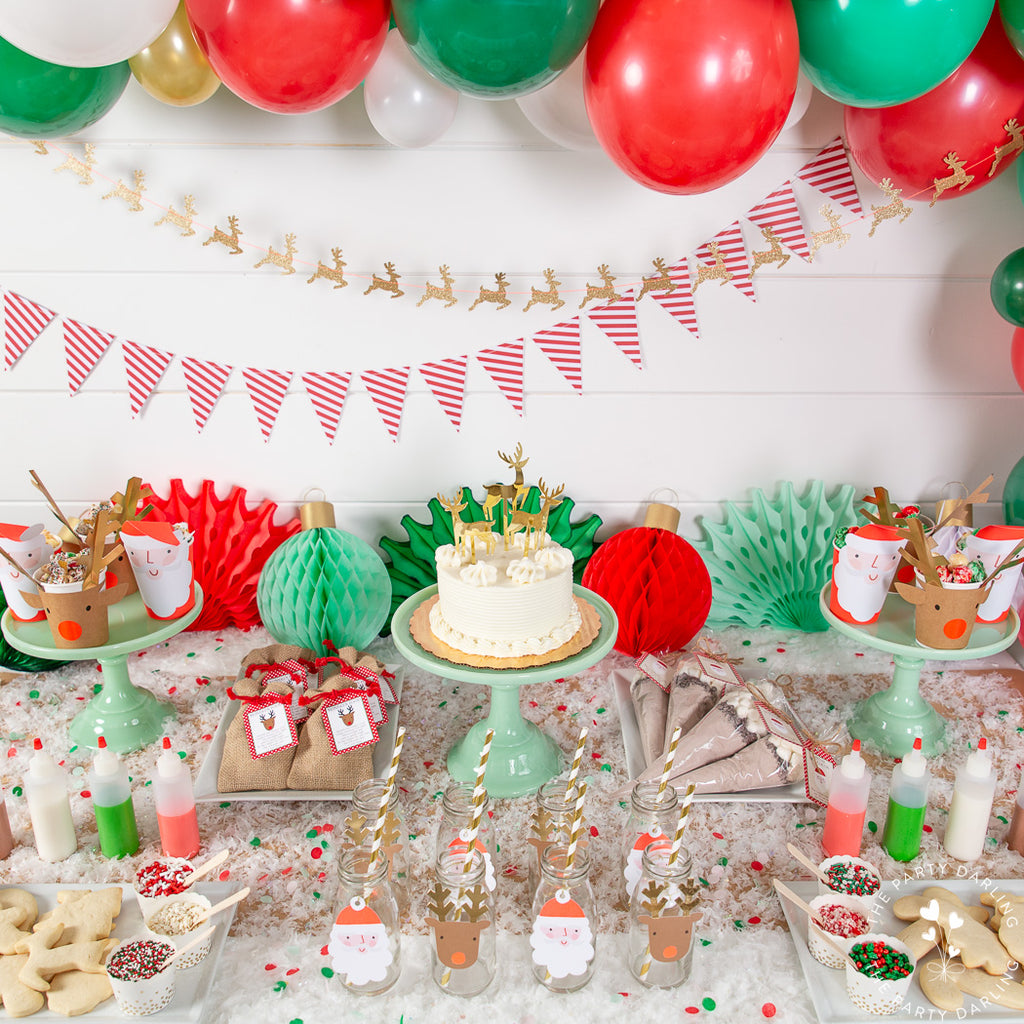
0 522 48 621
120 521 195 620
829 524 905 625
672 734 802 794
662 655 728 753
629 673 669 766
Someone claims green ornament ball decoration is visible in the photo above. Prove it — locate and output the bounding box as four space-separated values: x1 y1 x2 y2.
257 500 391 656
378 484 602 634
694 479 858 632
0 589 67 673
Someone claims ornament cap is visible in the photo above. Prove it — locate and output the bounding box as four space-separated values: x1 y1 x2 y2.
643 502 680 534
300 500 336 531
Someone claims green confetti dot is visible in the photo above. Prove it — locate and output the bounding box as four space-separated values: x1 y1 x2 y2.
143 780 152 787
472 705 483 712
698 877 709 886
757 657 767 663
250 837 262 846
178 751 187 759
596 708 607 714
733 920 745 929
219 802 231 809
718 857 728 866
439 701 447 708
320 967 334 979
700 938 712 946
999 709 1009 716
28 690 39 699
11 786 22 797
93 683 102 694
618 801 628 810
795 822 805 829
273 981 287 992
702 997 717 1011
205 695 216 703
306 829 318 839
408 834 417 841
868 821 878 834
289 1020 303 1024
186 652 196 658
68 745 77 753
320 839 329 849
827 705 835 712
997 815 1009 824
600 763 611 772
312 891 321 900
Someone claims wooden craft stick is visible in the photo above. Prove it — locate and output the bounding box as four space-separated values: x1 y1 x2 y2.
28 470 77 533
160 926 216 969
786 842 830 885
194 886 250 924
183 849 229 888
772 879 849 961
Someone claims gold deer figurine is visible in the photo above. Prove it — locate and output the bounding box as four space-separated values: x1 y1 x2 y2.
750 226 791 275
155 195 198 237
203 215 244 255
523 268 564 312
693 241 733 291
507 479 565 555
253 233 298 274
930 151 974 206
990 118 1024 178
437 489 498 563
307 247 348 288
54 143 97 186
868 179 912 237
102 170 146 212
636 258 676 301
808 204 851 259
469 272 512 311
483 443 531 546
417 265 457 307
578 264 621 309
364 261 404 298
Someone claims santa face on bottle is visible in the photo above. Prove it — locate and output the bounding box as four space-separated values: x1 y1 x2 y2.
327 897 394 986
530 890 595 979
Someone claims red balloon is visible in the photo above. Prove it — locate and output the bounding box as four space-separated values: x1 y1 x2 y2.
1012 327 1024 391
845 13 1024 203
185 0 388 114
584 0 799 195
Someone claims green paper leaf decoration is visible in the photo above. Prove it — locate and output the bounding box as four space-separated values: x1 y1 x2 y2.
378 485 602 634
693 480 858 632
0 589 67 673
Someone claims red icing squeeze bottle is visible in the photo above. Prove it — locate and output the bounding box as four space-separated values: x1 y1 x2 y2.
822 740 871 858
152 738 200 858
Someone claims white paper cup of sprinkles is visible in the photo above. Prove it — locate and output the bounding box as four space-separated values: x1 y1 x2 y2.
106 938 176 1016
144 895 212 970
807 893 873 969
817 855 882 909
134 857 196 920
844 933 915 1016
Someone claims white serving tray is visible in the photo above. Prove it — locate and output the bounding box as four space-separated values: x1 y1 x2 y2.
0 882 237 1022
194 665 403 802
611 667 808 802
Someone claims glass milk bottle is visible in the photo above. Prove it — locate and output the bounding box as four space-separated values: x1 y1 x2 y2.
527 778 579 894
530 844 597 992
428 846 496 996
627 838 701 988
621 781 679 900
349 779 409 915
328 848 401 996
436 781 497 894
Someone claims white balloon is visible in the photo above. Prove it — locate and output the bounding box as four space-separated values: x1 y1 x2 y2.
515 53 599 151
363 29 459 149
0 0 177 67
781 71 815 133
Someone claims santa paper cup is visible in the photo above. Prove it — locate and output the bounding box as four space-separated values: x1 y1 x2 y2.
121 521 195 621
829 525 906 625
106 938 176 1016
961 526 1024 623
0 522 47 622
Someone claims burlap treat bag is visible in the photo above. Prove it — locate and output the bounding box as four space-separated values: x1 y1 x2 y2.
217 645 317 792
287 647 386 791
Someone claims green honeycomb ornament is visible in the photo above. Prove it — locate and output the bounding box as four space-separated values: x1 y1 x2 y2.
257 501 391 655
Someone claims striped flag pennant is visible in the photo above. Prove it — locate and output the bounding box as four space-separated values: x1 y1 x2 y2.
181 355 232 433
795 136 863 216
122 339 173 417
4 291 55 369
649 261 700 341
694 222 755 302
302 370 351 444
64 317 116 394
745 181 811 262
532 317 583 391
362 365 410 441
586 289 642 368
243 366 293 441
419 355 468 431
476 340 524 415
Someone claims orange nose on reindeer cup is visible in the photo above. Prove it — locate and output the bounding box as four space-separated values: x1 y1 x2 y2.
961 526 1024 624
120 521 195 621
829 525 906 625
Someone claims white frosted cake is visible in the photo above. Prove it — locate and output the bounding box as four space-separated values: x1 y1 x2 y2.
429 533 581 658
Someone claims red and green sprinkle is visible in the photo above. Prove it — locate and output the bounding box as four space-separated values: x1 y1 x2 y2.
817 902 869 938
825 861 880 896
107 940 174 981
136 859 194 898
849 939 912 980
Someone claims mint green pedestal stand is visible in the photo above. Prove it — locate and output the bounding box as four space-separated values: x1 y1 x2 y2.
819 585 1018 758
392 584 617 798
1 586 203 754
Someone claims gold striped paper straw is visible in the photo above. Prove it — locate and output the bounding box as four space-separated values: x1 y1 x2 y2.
657 725 682 804
368 726 406 874
563 780 588 870
562 726 588 810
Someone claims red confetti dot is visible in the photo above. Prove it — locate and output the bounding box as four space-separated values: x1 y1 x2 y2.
281 867 292 875
6 747 15 759
168 687 177 695
321 823 334 833
218 870 231 881
529 701 538 708
423 761 434 769
751 860 764 871
712 832 724 840
763 1003 777 1018
264 964 276 972
80 790 91 799
317 872 326 881
311 848 323 860
202 734 212 741
286 968 299 976
748 916 761 924
776 647 785 653
617 992 629 998
556 704 567 712
686 1008 700 1015
923 825 933 833
310 826 322 837
589 825 599 838
257 874 269 882
320 945 329 956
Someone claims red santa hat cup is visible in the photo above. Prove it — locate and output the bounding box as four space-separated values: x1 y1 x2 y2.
829 524 906 625
120 521 195 621
0 522 47 622
961 526 1024 623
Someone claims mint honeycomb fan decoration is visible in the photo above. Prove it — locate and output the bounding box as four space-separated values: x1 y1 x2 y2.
694 480 858 632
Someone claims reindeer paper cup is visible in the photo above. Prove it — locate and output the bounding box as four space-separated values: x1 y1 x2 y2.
829 525 906 625
106 938 176 1016
844 934 915 1015
143 894 212 970
807 893 873 969
896 577 986 650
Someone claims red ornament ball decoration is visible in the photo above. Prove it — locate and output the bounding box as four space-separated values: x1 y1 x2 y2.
581 505 712 657
1011 326 1024 392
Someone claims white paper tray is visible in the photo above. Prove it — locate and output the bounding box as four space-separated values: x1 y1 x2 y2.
780 878 1024 1023
0 882 237 1022
194 665 404 802
612 667 808 803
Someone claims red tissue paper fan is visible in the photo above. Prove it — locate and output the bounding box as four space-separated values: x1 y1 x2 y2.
143 479 300 631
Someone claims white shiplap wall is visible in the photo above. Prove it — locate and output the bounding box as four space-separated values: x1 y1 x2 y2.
1 77 1023 547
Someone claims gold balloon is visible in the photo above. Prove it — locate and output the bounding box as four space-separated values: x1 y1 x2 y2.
129 1 220 107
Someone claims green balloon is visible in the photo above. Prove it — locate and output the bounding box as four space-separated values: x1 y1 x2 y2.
0 35 129 139
1000 0 1024 59
992 247 1024 326
392 0 598 99
793 0 994 108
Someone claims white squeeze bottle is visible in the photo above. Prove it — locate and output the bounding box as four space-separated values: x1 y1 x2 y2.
24 738 76 862
943 737 997 862
821 740 871 858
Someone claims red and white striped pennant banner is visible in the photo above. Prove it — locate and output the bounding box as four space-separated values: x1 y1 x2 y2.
532 317 583 391
64 317 116 394
243 366 293 441
361 365 410 441
648 261 700 341
302 370 351 444
122 339 173 417
795 136 863 216
745 181 811 262
695 221 755 302
587 289 642 369
4 291 55 369
181 355 232 433
476 340 524 415
419 355 468 431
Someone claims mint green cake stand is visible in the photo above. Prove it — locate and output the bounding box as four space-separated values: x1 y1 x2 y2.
1 586 203 754
818 584 1018 758
391 584 617 798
